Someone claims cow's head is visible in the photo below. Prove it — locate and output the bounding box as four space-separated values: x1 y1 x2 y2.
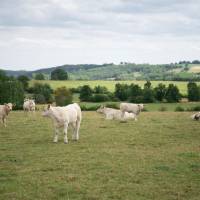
42 104 51 117
97 105 105 113
4 103 13 114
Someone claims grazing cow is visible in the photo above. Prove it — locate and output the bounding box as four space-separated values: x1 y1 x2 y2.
120 103 144 120
191 112 200 121
97 106 137 120
42 103 82 144
0 103 13 127
23 99 36 113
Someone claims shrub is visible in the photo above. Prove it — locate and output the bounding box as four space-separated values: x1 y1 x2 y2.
154 83 167 101
79 85 93 101
80 104 100 111
32 83 53 103
175 106 185 112
34 94 46 104
0 80 24 109
54 87 73 106
187 106 200 112
105 103 119 109
91 94 110 102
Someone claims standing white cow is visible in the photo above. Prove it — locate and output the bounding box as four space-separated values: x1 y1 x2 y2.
0 103 13 127
42 103 82 144
120 103 144 120
97 106 137 120
23 99 35 113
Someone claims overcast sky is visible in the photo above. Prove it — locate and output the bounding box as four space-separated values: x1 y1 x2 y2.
0 0 200 70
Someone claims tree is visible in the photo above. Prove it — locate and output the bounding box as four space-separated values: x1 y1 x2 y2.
128 84 143 103
143 81 155 103
0 70 8 81
165 84 181 102
79 85 93 101
114 83 129 101
17 75 29 91
54 87 72 106
32 83 53 103
0 80 24 109
187 82 200 101
51 68 68 80
154 83 167 101
35 73 45 80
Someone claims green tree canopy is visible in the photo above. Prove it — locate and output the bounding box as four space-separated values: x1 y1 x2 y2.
51 68 68 80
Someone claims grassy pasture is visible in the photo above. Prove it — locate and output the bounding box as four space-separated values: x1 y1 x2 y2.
1 111 200 200
30 80 194 94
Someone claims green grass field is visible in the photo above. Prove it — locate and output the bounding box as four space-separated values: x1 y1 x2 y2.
1 111 200 199
30 80 196 94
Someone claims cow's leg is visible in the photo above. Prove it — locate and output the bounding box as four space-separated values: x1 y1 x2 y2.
121 111 125 121
53 127 59 143
2 117 6 127
64 123 68 144
75 120 81 141
71 122 76 140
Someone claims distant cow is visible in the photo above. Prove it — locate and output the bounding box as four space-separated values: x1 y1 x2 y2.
0 103 13 127
191 112 200 121
97 106 137 120
120 103 144 120
23 99 35 113
42 103 82 144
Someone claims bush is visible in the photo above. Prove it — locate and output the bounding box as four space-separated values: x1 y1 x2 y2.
105 103 119 109
34 94 46 104
175 106 185 112
32 83 53 103
0 80 24 109
79 85 93 101
91 94 110 102
54 87 73 106
187 106 200 112
80 104 100 111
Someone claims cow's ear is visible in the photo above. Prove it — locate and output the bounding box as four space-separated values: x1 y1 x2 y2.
47 104 51 109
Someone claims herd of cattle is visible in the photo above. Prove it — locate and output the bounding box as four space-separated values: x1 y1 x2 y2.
0 98 200 143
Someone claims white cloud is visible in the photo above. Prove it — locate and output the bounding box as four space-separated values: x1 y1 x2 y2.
0 0 199 70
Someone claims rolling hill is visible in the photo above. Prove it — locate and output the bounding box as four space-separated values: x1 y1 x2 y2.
2 63 200 81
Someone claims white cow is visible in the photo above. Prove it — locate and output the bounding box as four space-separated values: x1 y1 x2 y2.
0 103 13 127
42 103 82 144
23 99 35 113
97 106 137 120
191 112 200 121
120 103 144 120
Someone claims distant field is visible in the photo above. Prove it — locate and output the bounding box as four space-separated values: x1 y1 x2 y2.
1 111 200 199
30 80 194 94
189 65 200 73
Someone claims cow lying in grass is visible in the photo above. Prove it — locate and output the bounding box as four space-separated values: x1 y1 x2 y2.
97 106 137 120
120 103 144 120
0 103 13 127
191 112 200 121
42 103 82 144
